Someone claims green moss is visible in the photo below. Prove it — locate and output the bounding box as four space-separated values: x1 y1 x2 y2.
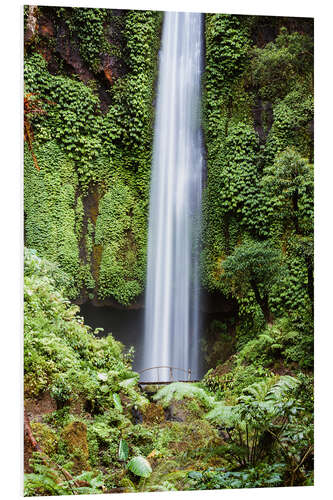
24 141 81 298
30 422 59 456
62 421 90 473
142 403 165 426
202 14 313 367
154 420 221 456
24 9 162 304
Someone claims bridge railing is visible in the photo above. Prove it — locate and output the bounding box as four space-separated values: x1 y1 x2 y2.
139 365 192 383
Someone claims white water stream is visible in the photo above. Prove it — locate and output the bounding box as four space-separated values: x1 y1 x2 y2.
141 12 204 382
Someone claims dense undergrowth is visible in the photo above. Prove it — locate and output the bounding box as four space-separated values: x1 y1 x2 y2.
24 8 314 495
24 251 313 494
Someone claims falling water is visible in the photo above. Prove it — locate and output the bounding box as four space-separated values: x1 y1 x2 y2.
141 12 204 382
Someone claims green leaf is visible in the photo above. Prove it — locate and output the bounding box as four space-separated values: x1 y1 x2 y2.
127 456 152 478
119 377 138 388
118 439 129 461
113 393 123 412
188 471 203 480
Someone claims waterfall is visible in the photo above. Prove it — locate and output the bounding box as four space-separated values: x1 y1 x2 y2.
141 12 204 382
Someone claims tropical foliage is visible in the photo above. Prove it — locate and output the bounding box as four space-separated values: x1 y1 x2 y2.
24 7 162 304
23 8 314 495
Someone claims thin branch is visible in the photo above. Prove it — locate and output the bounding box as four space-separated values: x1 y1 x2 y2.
24 409 79 494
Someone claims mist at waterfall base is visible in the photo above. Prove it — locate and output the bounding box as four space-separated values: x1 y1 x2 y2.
81 12 205 383
80 302 216 377
80 298 227 380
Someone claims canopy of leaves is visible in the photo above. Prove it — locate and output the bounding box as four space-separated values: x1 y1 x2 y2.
222 240 281 296
251 27 313 102
262 148 313 235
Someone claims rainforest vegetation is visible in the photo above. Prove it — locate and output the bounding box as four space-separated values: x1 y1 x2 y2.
24 6 314 495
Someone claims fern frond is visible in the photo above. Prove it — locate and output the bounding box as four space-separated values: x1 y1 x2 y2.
240 378 275 402
258 334 274 344
265 375 299 402
153 382 215 409
239 375 299 405
205 401 238 426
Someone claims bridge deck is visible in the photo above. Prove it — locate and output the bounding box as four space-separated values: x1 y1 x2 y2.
139 379 200 386
138 365 196 386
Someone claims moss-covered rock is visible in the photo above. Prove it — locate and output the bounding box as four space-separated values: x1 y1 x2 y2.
142 403 165 426
30 422 59 456
62 421 90 473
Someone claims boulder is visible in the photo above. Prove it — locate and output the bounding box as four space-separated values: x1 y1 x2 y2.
62 421 90 473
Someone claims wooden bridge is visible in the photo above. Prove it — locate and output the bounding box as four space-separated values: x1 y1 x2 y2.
138 365 199 386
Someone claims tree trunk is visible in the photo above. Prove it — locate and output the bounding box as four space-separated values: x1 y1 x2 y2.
292 191 299 233
250 280 273 325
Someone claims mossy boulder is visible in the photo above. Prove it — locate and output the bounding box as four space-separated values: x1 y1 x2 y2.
62 421 90 473
155 420 222 457
142 403 165 425
167 420 221 453
30 422 58 456
165 398 207 422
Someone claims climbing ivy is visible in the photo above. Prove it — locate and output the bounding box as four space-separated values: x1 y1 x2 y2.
24 141 81 299
202 14 314 365
94 180 146 305
24 53 103 188
24 8 161 304
58 7 111 73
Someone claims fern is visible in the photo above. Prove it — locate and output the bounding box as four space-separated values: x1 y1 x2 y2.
205 374 302 467
24 463 105 496
265 375 300 401
24 464 67 496
240 375 299 403
205 401 239 426
240 378 276 402
153 382 215 409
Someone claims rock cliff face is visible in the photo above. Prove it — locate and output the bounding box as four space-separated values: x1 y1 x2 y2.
24 6 162 307
26 7 129 112
24 8 314 352
202 13 313 364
